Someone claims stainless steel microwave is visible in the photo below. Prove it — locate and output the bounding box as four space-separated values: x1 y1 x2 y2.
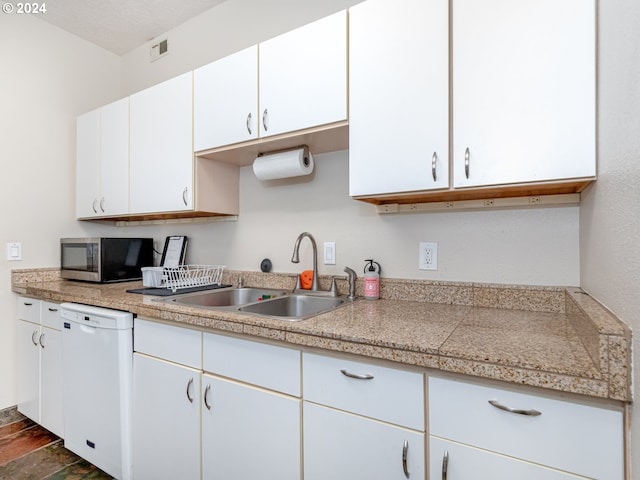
60 238 154 283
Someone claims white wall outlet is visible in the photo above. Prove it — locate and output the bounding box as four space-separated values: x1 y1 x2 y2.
7 242 22 261
323 242 336 265
419 242 437 270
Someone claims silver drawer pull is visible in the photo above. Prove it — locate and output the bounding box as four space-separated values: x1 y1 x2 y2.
48 307 58 312
442 449 448 480
23 302 33 306
246 112 252 135
489 399 541 416
340 369 374 380
402 439 410 478
464 147 470 179
431 152 437 182
186 378 194 403
204 384 212 410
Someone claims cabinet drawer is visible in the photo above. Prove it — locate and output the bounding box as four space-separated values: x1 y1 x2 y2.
18 297 41 323
429 376 623 479
303 353 424 430
41 302 61 330
203 333 300 396
134 318 201 369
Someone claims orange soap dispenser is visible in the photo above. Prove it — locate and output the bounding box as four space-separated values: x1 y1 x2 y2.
363 259 381 300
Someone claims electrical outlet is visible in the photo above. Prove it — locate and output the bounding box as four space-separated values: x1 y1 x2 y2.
419 242 438 271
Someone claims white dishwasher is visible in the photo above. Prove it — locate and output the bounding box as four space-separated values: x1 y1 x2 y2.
61 303 133 480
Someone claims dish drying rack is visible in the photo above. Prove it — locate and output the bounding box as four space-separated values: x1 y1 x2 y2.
142 265 225 292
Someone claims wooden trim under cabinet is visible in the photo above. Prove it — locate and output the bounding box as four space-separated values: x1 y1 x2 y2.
354 179 594 206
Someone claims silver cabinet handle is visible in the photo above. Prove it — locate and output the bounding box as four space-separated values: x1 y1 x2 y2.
48 307 58 312
204 384 212 410
186 378 194 403
402 439 410 478
246 112 252 135
99 197 105 213
442 449 449 480
92 198 98 213
23 301 33 306
432 152 438 182
464 147 470 179
31 329 39 346
39 331 46 349
340 369 374 380
262 108 269 132
488 399 542 416
182 187 188 206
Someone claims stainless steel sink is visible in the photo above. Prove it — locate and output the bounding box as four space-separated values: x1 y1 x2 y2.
238 294 348 321
164 287 288 309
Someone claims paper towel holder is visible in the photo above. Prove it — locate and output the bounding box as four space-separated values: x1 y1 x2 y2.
256 145 311 166
253 145 314 181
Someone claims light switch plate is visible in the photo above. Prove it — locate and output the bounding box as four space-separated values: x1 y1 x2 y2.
7 242 22 261
323 242 336 265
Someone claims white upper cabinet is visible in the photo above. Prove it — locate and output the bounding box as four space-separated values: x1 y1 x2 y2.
194 46 259 151
259 10 348 138
130 72 194 214
99 98 130 216
194 11 348 153
76 108 101 218
452 0 596 188
76 98 129 219
349 0 449 196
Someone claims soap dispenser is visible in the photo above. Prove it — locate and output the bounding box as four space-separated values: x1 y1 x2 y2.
363 259 381 300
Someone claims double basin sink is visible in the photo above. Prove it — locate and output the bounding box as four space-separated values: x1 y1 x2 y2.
162 287 349 321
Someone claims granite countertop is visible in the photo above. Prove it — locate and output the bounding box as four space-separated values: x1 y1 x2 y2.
11 268 632 402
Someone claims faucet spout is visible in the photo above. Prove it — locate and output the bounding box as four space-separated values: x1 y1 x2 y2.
291 232 319 291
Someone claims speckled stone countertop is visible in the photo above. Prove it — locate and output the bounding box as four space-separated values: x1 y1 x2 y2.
11 268 632 402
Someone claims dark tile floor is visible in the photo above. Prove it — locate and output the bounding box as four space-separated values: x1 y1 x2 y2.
0 407 113 480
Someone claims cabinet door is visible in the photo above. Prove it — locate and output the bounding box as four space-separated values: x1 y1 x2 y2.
132 353 200 480
39 326 63 438
304 402 425 480
100 97 129 216
130 72 194 214
430 437 581 480
202 375 301 480
453 0 596 188
194 46 258 151
17 320 40 423
349 0 449 196
259 10 347 137
76 107 101 218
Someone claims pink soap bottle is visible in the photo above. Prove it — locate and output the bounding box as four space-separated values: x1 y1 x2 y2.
363 259 381 300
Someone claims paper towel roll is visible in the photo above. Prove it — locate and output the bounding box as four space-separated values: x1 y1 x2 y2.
252 148 314 180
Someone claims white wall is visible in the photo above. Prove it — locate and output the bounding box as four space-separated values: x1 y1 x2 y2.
0 14 122 409
581 0 640 475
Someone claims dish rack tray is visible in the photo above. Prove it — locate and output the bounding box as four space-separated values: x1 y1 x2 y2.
142 265 225 292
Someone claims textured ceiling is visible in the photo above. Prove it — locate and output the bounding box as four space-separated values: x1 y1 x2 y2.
30 0 227 55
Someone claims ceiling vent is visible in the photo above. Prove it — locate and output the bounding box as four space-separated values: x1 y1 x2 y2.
150 39 169 62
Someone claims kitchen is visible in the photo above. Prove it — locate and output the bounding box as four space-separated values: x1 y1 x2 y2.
1 0 639 478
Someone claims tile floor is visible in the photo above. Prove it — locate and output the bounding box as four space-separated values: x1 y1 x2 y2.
0 407 113 480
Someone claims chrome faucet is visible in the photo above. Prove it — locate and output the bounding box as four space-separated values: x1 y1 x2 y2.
344 266 357 300
291 232 319 291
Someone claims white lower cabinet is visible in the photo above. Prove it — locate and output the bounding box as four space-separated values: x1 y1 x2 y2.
201 375 300 479
429 376 624 479
132 319 202 480
202 332 301 480
16 298 63 438
302 352 426 479
132 353 201 480
304 402 425 480
430 437 580 480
